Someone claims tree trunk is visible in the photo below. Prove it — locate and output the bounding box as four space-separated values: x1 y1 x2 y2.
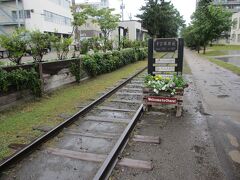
203 44 206 54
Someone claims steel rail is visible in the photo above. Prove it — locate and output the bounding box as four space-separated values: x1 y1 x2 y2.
93 104 144 180
0 67 147 172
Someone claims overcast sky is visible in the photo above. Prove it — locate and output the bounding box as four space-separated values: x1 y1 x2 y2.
76 0 196 25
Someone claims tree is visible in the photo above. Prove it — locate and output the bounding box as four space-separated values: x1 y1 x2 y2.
93 8 120 51
137 0 185 38
186 0 233 53
0 29 28 65
71 4 92 56
28 30 50 62
50 34 73 60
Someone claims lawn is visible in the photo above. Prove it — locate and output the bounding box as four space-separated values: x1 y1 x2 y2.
196 45 240 75
203 44 240 56
208 57 240 76
0 60 147 161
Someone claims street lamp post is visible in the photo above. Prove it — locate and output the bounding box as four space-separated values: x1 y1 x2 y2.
16 0 20 28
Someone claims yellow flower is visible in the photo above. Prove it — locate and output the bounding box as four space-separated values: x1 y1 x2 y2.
154 75 162 81
165 77 170 81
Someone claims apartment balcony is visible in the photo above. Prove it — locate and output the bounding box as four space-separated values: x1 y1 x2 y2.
214 0 240 5
0 21 24 26
0 0 16 2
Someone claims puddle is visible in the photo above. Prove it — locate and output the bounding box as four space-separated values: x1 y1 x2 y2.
216 57 240 67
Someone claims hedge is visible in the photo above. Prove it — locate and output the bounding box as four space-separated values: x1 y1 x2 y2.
0 68 42 97
82 47 148 76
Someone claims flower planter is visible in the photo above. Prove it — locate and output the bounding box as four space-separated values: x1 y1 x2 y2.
143 87 185 117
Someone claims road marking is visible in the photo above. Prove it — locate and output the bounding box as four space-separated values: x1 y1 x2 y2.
226 133 239 148
229 150 240 164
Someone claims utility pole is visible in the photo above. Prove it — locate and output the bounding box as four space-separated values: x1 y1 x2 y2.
120 0 125 21
16 0 20 27
71 0 80 52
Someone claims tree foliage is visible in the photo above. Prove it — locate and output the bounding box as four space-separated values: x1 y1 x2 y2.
182 0 233 53
137 0 185 38
94 8 120 47
50 34 73 60
0 29 28 65
72 5 120 52
28 30 50 62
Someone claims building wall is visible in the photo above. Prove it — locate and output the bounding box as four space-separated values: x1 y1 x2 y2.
213 0 240 13
0 0 73 35
111 20 144 41
23 0 72 35
230 12 240 44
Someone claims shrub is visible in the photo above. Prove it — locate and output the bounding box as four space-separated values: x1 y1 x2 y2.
50 34 72 60
0 68 42 97
28 30 50 62
82 47 147 77
0 29 28 65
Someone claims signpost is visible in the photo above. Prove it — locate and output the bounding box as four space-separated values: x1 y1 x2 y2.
144 38 185 117
148 38 184 76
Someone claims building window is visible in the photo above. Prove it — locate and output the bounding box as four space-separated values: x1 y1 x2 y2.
44 10 71 26
49 0 70 8
12 10 31 19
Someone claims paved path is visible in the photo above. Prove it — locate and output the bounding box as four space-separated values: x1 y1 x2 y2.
185 49 240 180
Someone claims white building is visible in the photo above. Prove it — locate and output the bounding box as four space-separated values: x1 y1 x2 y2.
0 0 73 36
111 20 148 41
230 12 240 44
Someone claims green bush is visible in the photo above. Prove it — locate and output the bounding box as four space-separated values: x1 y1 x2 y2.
82 47 147 77
0 68 42 97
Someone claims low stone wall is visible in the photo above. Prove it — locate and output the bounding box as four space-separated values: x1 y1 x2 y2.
0 59 86 111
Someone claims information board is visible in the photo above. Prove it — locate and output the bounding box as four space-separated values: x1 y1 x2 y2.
148 38 184 76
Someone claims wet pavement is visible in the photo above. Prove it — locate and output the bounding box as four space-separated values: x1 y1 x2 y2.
111 74 226 180
185 49 240 180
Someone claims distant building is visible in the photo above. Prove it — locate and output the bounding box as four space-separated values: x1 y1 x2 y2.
213 0 240 13
0 0 73 37
76 0 109 39
79 0 109 9
196 0 240 13
111 20 148 41
230 12 240 44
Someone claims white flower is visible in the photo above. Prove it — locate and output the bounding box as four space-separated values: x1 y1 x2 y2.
153 89 159 94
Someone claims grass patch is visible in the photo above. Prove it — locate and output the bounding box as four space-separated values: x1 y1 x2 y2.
207 57 240 76
204 50 226 56
210 44 240 51
197 45 240 57
0 60 147 161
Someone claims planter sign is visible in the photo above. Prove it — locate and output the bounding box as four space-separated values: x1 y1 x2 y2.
155 66 175 72
148 38 184 76
154 39 177 52
155 58 175 64
147 96 177 104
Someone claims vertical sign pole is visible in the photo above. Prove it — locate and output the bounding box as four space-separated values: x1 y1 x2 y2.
148 39 154 75
177 38 184 75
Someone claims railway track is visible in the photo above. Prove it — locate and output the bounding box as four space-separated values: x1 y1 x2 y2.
0 67 150 180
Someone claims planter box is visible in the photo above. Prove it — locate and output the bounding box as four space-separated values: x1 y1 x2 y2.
143 87 184 117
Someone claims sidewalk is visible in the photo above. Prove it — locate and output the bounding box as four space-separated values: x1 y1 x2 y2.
185 49 240 179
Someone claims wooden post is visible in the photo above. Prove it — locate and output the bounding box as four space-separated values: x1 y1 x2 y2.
38 62 44 94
